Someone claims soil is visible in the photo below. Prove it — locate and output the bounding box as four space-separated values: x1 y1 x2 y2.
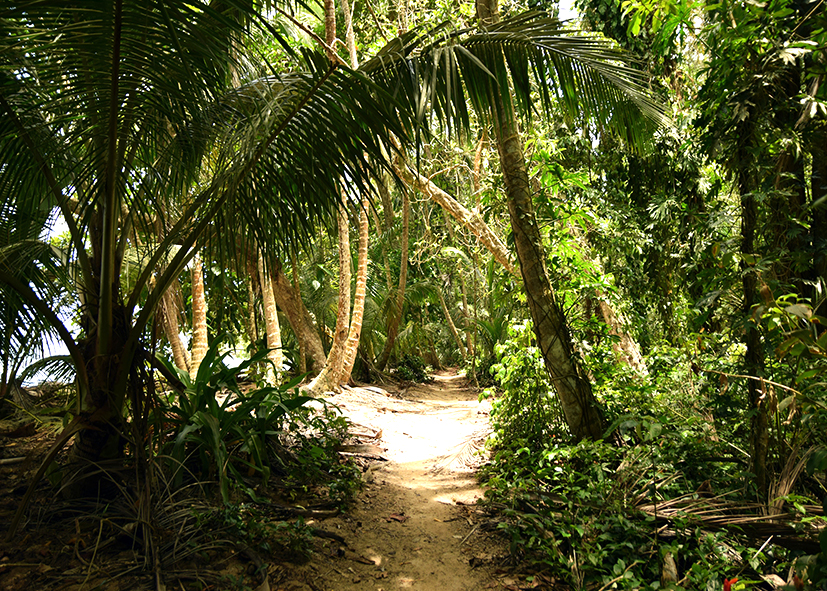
0 370 528 591
287 369 508 591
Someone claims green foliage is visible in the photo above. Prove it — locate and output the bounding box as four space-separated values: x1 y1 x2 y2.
156 341 314 503
481 428 780 589
763 296 827 433
483 321 567 446
206 503 316 562
282 404 362 507
394 353 432 382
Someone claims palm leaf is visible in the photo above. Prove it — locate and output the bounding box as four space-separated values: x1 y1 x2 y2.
361 11 667 147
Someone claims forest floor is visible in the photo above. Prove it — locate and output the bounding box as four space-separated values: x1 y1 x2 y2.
0 370 541 591
283 369 515 591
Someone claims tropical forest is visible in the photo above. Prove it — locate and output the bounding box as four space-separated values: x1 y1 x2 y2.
0 0 825 589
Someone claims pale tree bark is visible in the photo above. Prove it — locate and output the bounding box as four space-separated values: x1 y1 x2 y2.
376 177 395 291
395 159 518 276
567 224 646 373
341 198 370 382
476 0 605 441
160 282 190 373
304 201 352 393
595 299 646 372
324 0 336 62
473 129 487 208
271 262 326 373
338 0 370 385
258 253 283 384
291 249 307 375
437 279 467 359
189 253 209 380
375 183 410 371
245 269 258 350
304 0 352 394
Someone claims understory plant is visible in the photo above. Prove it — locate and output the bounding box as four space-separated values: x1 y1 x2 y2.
480 319 827 589
156 341 315 502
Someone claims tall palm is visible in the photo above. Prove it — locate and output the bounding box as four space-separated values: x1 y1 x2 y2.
360 9 665 439
0 0 410 468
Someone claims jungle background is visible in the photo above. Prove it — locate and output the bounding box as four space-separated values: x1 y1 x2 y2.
0 0 825 589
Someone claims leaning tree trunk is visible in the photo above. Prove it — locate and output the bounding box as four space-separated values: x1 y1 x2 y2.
258 252 283 385
160 281 190 373
341 198 370 383
476 0 605 441
271 262 326 373
189 253 208 380
395 157 517 276
305 200 352 393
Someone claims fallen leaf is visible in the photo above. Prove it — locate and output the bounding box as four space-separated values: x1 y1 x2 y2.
387 513 408 522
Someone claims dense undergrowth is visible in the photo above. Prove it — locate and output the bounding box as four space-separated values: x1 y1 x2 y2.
0 343 364 590
479 319 827 590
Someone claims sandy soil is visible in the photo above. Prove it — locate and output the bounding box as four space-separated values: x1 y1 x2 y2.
0 371 520 591
282 370 510 591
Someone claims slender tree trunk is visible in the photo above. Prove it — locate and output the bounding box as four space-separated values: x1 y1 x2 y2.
376 176 395 291
437 277 467 359
245 270 259 351
376 184 410 371
338 0 369 385
395 159 518 276
444 216 475 357
271 262 326 373
258 253 283 384
341 198 370 382
324 0 336 62
161 283 190 373
476 0 605 441
305 201 352 393
189 253 208 380
737 116 768 496
291 249 307 375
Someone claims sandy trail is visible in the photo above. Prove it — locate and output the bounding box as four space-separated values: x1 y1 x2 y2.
287 370 505 591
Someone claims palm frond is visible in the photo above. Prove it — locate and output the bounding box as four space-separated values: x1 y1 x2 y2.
361 11 667 147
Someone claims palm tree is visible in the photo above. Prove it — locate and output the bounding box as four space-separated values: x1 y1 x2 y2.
0 0 410 474
359 8 665 439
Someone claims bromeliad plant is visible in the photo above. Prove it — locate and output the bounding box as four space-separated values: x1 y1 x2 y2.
157 341 313 503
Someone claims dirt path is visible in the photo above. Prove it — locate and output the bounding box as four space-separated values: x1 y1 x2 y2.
287 370 507 591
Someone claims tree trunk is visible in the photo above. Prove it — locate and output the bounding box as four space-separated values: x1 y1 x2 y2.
376 183 410 371
341 198 370 383
737 116 768 497
291 249 307 375
258 252 283 384
271 262 326 373
160 282 190 373
304 201 351 393
444 216 475 357
476 0 605 441
437 278 467 359
189 253 208 380
395 159 518 276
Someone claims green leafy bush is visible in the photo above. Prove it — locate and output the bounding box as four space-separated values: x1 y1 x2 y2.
482 320 566 447
155 341 314 502
394 353 431 382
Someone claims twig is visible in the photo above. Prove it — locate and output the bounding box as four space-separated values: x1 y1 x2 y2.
460 524 479 546
597 560 641 591
753 535 774 559
701 368 800 395
0 457 26 465
80 518 105 589
272 7 347 66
